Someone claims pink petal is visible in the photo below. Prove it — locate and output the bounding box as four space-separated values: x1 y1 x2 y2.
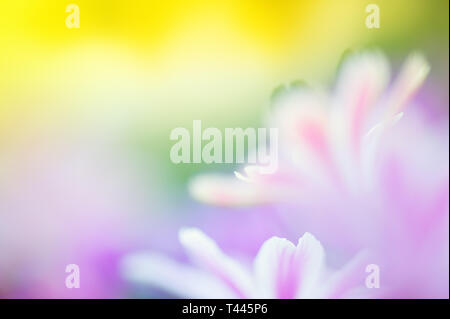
179 228 253 298
253 232 325 298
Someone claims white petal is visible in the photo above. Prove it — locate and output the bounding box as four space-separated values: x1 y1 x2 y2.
179 228 253 298
270 88 336 188
385 52 430 117
253 232 325 299
121 252 237 298
329 51 390 192
294 233 326 298
334 51 390 114
361 112 404 187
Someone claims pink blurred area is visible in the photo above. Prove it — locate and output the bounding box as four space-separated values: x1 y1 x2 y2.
0 123 155 297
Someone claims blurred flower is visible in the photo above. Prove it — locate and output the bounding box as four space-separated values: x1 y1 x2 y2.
189 51 431 205
122 228 369 298
187 51 449 298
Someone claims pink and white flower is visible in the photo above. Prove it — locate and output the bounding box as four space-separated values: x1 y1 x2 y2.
122 228 370 298
186 51 449 298
188 51 432 206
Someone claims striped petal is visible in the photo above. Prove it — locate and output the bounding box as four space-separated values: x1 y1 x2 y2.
253 233 325 298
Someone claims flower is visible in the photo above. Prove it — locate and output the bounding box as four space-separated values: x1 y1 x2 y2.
189 51 431 206
122 228 370 298
187 51 449 297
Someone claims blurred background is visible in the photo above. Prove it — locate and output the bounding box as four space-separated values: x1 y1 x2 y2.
0 0 448 298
